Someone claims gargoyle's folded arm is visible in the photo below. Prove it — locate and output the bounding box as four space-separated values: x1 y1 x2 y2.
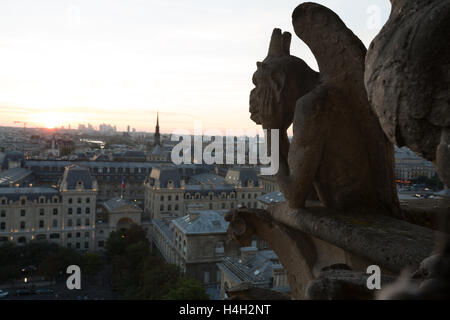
276 85 328 208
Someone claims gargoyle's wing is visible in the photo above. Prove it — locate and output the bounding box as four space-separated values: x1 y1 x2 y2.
292 2 367 86
365 0 450 156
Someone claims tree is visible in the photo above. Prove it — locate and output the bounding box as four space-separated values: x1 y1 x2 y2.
163 278 210 300
106 224 148 261
38 247 81 280
135 263 181 299
82 252 104 277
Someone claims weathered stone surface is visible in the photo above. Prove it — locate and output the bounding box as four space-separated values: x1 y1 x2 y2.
307 267 397 300
266 202 436 273
365 0 450 300
225 203 436 299
365 0 450 188
250 3 400 218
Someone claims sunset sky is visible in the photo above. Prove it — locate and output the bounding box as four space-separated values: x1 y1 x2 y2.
0 0 391 133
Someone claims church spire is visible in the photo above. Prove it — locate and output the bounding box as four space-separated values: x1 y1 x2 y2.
154 111 161 146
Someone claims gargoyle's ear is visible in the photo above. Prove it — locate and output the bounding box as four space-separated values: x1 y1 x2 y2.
270 70 286 102
230 217 247 236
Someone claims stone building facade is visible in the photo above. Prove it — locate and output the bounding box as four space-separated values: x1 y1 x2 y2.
144 167 264 222
0 164 97 250
151 209 232 286
95 196 143 251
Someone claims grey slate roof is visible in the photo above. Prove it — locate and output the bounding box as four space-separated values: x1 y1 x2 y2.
257 192 285 205
0 168 33 187
121 150 146 159
63 165 93 190
185 184 235 196
190 173 225 185
0 187 60 202
225 167 259 187
103 196 140 212
150 167 181 188
218 250 284 285
172 210 229 235
1 151 25 170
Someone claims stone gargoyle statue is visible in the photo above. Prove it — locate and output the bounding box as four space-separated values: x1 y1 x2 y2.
365 0 450 189
250 3 400 217
364 0 450 300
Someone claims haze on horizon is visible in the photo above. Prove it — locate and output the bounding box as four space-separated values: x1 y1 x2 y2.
0 0 391 133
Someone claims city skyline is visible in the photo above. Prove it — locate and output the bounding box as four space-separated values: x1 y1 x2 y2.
0 0 391 132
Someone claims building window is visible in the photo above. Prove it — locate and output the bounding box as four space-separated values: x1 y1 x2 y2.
68 198 73 204
52 219 58 228
1 210 6 218
68 208 73 215
98 241 104 248
20 209 26 217
76 232 80 238
53 208 58 215
85 231 89 238
85 218 90 226
84 242 89 249
215 241 225 255
168 205 171 211
86 198 90 204
1 199 6 205
85 207 90 214
77 208 82 214
160 195 164 201
39 220 44 228
175 195 179 201
160 204 164 211
76 242 80 249
203 271 210 284
76 219 81 226
0 222 5 230
49 233 60 239
168 195 171 201
175 204 179 211
68 219 72 227
21 199 26 205
20 221 26 229
77 198 82 204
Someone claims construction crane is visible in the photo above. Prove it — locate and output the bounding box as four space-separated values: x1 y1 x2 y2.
13 121 27 152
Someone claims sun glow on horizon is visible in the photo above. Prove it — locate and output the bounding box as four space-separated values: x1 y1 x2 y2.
29 112 82 129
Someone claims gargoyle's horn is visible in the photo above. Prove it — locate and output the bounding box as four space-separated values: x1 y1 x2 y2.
282 32 291 56
268 28 283 57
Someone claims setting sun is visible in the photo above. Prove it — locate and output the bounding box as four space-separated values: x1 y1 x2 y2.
30 112 76 129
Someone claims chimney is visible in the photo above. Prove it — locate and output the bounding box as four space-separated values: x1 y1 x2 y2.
189 211 200 222
240 246 258 261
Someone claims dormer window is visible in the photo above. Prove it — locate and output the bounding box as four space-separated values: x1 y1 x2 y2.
76 181 83 189
1 198 7 205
